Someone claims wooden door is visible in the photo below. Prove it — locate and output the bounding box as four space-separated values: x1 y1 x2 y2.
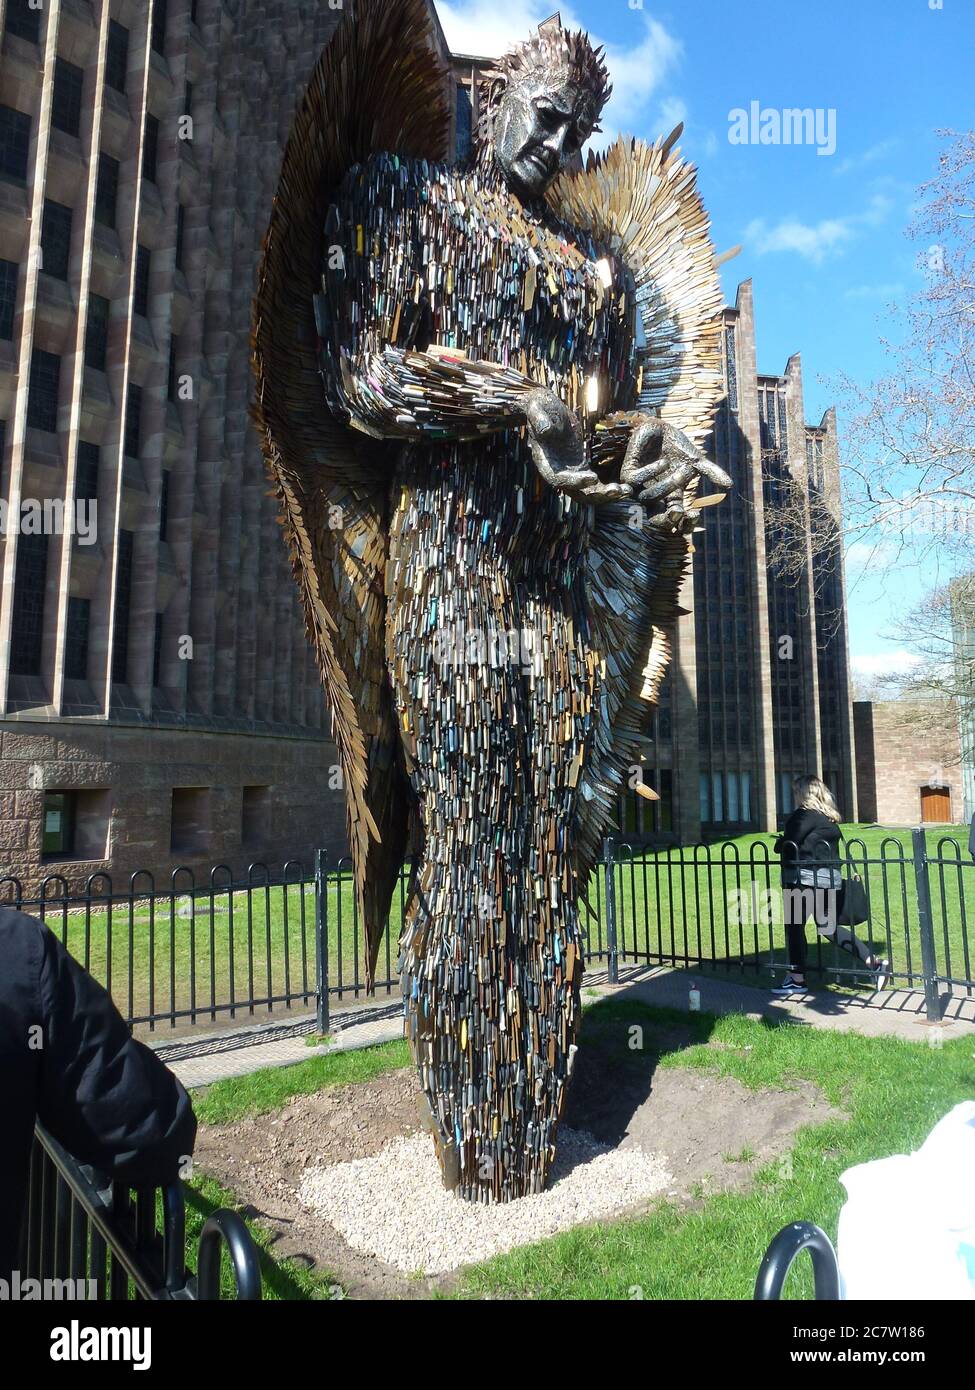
920 786 951 822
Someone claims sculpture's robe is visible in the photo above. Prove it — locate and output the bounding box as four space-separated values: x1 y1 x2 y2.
316 154 639 1199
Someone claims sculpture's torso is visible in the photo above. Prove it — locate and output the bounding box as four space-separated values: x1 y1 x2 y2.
322 155 638 1197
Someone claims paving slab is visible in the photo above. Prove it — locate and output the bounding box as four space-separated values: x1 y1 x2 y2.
156 966 975 1090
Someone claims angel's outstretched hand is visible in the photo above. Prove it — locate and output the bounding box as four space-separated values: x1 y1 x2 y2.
620 417 732 531
524 388 630 505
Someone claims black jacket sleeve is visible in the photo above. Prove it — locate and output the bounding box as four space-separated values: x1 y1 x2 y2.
34 923 197 1187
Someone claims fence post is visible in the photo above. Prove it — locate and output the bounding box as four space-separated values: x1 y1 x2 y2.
603 836 619 985
314 849 330 1035
911 827 942 1024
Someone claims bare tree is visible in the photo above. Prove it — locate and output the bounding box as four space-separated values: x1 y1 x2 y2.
871 573 975 762
766 131 975 608
840 129 975 567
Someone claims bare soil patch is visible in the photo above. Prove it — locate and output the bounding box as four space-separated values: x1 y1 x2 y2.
194 1017 842 1299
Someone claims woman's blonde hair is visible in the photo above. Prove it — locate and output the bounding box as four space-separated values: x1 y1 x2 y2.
792 775 841 822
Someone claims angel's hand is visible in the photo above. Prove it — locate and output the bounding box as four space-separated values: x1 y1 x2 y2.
620 417 732 531
524 388 630 505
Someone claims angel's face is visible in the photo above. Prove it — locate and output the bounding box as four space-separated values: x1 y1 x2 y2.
492 78 595 200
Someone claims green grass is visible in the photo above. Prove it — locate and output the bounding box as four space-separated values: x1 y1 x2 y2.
26 823 974 1033
187 995 975 1301
455 997 975 1300
193 1039 412 1125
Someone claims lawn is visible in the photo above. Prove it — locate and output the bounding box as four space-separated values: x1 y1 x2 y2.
186 996 975 1300
21 823 973 1033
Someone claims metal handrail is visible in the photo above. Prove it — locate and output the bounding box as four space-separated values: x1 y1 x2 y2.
25 1125 262 1301
754 1221 841 1300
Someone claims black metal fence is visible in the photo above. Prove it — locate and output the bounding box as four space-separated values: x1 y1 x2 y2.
2 829 972 1037
19 1124 262 1300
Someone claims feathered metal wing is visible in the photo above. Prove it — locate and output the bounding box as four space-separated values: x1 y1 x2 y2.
251 0 453 987
545 134 726 880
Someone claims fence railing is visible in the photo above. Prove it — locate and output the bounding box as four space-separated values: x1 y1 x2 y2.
2 829 972 1036
19 1125 262 1300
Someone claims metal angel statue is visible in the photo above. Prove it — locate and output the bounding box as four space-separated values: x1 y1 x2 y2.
253 1 730 1201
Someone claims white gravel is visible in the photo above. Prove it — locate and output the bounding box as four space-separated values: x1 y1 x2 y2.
297 1128 673 1274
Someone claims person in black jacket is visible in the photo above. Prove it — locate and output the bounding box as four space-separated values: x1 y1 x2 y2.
0 904 197 1284
772 775 889 996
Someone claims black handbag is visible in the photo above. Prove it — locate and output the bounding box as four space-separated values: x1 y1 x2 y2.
837 873 869 926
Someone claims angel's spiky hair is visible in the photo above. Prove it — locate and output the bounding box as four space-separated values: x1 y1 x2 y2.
475 18 613 153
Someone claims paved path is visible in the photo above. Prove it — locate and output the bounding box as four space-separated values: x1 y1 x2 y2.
155 966 975 1090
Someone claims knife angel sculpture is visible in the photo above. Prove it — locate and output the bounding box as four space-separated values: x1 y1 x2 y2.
253 0 727 1200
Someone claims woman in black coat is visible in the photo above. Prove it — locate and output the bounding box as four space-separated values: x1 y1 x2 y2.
772 775 889 996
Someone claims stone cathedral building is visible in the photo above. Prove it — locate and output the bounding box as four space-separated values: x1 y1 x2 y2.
0 0 855 891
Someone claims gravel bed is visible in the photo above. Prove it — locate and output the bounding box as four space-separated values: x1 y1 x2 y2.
298 1127 673 1274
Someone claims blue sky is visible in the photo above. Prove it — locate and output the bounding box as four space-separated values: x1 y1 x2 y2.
435 0 974 683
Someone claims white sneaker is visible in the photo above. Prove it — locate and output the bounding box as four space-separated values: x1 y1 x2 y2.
772 975 807 996
872 958 891 991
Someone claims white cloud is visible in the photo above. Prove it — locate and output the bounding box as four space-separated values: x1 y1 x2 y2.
746 215 854 264
834 138 898 177
746 193 893 265
850 650 924 679
435 1 684 152
845 540 899 571
844 281 904 301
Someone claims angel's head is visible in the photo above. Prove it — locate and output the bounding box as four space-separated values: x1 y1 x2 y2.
477 19 612 200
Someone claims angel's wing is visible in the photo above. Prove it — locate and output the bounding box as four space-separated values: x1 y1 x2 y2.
251 0 453 987
546 132 726 881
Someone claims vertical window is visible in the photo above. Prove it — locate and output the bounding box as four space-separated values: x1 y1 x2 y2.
158 469 170 539
151 0 168 55
699 772 711 825
0 259 16 338
658 769 673 833
65 596 91 680
153 613 164 687
41 200 72 281
76 441 99 502
10 533 49 675
134 244 150 316
95 153 119 228
167 335 178 401
42 792 77 859
242 786 271 850
124 384 142 458
726 771 740 822
455 84 473 162
159 470 170 540
740 772 753 823
112 530 133 683
712 771 724 823
84 294 110 371
170 788 210 855
0 106 31 183
724 325 738 412
4 0 41 44
105 21 129 94
27 349 60 431
143 115 159 182
51 59 83 137
174 204 185 270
